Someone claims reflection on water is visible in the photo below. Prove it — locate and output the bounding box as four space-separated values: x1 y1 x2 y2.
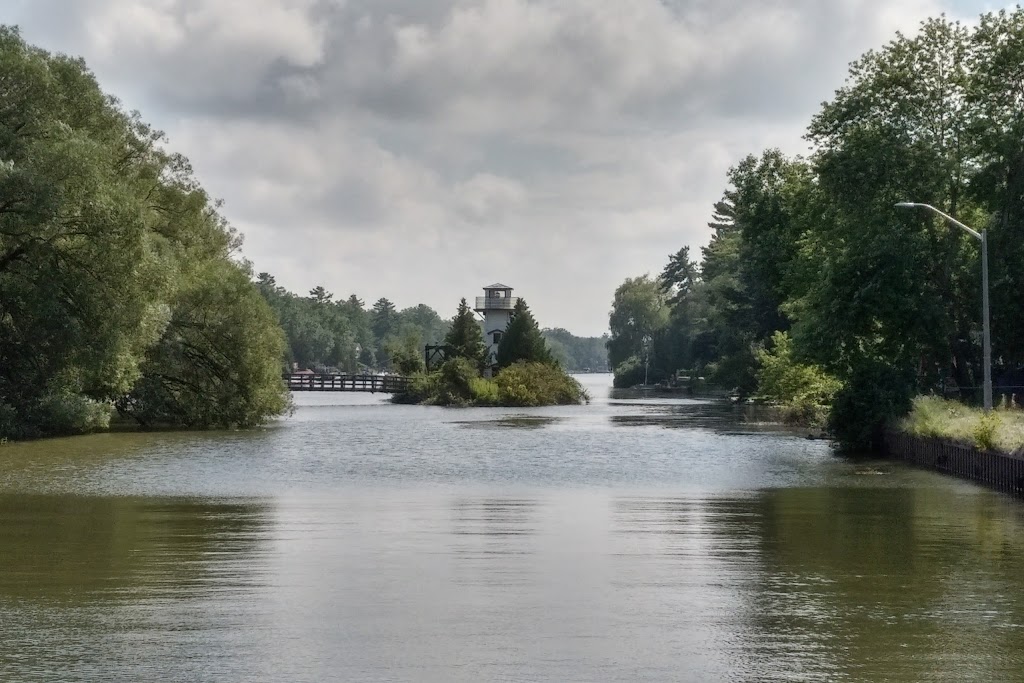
2 375 1024 681
452 415 562 430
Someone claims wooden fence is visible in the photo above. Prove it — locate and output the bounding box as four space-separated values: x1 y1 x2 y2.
883 431 1024 497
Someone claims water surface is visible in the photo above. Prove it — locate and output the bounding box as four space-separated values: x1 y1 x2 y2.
2 375 1024 682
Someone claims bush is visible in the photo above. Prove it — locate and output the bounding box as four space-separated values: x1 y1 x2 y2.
755 332 842 427
830 358 916 452
612 355 666 388
495 361 589 406
469 377 500 405
392 371 440 404
899 396 1024 452
393 359 587 407
974 411 999 451
35 393 113 436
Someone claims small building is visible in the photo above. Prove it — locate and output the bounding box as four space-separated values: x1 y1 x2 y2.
474 283 518 370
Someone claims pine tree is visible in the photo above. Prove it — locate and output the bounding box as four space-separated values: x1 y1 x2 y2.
496 298 553 369
443 298 486 370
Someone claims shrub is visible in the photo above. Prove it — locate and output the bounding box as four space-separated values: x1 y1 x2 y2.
755 332 842 427
35 393 113 436
392 371 439 404
469 377 500 405
974 411 999 451
830 358 916 452
495 361 589 406
393 359 587 407
897 396 1024 453
612 355 666 388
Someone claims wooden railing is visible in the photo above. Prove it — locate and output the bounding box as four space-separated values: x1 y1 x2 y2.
283 373 410 393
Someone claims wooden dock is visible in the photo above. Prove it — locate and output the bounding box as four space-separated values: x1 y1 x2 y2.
283 373 410 393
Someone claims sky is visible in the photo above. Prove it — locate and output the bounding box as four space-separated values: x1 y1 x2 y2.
0 0 1001 336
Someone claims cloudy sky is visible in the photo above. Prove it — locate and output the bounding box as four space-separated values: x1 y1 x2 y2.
1 0 998 335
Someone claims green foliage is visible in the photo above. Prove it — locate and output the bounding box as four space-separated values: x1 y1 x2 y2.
120 260 292 429
829 360 916 452
384 334 426 376
494 362 589 407
755 332 842 426
606 8 1024 449
444 298 487 371
974 411 999 451
612 356 668 389
496 298 552 368
393 357 587 407
0 27 290 438
900 396 968 439
256 275 447 373
34 393 114 436
541 328 608 372
371 297 397 343
436 357 479 405
468 376 500 405
607 275 669 379
900 396 1024 452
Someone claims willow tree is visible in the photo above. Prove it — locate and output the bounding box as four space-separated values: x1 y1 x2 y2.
0 27 290 437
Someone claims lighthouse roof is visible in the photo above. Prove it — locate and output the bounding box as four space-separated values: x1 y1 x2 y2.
483 282 512 290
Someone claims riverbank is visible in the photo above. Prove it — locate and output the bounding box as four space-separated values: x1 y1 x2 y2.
898 396 1024 454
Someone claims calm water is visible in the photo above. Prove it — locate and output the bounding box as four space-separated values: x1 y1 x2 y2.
3 375 1024 682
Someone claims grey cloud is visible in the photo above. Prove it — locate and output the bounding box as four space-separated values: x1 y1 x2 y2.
3 0 973 335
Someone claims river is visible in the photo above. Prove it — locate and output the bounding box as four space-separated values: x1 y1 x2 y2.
2 374 1024 682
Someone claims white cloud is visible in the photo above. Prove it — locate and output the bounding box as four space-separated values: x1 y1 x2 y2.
2 0 980 335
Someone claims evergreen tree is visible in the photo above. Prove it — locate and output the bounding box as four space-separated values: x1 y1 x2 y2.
443 298 486 370
371 297 398 342
496 298 553 369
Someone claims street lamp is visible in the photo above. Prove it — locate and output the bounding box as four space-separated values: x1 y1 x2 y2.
895 202 992 411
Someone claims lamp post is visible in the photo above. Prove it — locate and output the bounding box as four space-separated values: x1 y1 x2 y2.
895 202 992 411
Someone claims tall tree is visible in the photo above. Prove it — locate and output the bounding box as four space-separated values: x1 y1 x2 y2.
496 298 552 369
308 286 333 304
606 275 669 375
443 298 487 371
371 297 398 342
660 246 697 307
0 27 289 438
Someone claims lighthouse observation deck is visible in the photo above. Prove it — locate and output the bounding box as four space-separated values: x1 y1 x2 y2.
475 296 519 311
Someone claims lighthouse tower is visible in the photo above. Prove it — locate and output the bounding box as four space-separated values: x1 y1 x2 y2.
474 283 517 370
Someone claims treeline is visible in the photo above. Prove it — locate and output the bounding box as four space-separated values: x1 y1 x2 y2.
608 10 1024 449
255 275 448 374
0 27 289 439
254 277 609 376
541 329 609 372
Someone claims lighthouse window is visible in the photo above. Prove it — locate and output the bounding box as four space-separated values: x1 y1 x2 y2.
493 331 503 344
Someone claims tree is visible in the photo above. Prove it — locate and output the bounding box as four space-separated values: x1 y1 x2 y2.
443 298 487 370
660 247 697 307
371 297 398 343
542 328 608 372
308 286 333 304
120 260 292 428
607 275 669 386
496 298 552 369
0 27 290 437
396 304 449 345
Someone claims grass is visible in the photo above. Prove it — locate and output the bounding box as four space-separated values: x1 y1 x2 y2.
898 395 1024 453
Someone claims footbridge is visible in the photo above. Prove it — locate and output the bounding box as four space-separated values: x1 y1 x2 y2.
284 373 410 393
